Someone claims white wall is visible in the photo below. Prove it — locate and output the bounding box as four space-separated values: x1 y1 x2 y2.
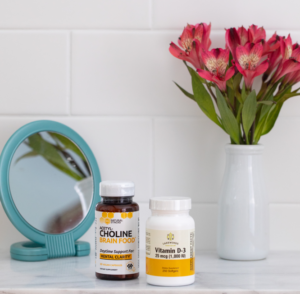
0 0 300 252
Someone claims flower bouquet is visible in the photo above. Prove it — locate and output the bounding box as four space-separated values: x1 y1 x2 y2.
169 23 300 145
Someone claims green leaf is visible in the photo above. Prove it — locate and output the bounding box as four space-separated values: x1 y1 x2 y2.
241 82 247 102
254 95 274 143
216 88 240 144
258 101 276 106
189 67 223 129
15 150 38 164
27 133 84 181
227 84 235 106
292 87 300 93
242 91 257 139
282 92 300 100
274 85 292 102
254 114 268 144
184 61 205 83
233 73 242 91
174 82 195 101
49 132 86 160
47 159 83 181
260 95 274 120
262 102 284 136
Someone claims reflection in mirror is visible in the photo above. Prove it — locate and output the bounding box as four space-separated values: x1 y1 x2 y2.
9 132 93 234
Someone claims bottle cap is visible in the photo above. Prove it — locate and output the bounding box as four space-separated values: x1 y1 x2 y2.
100 181 135 197
149 197 191 211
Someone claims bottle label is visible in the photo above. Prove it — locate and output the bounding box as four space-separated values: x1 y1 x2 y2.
95 211 139 275
146 229 195 277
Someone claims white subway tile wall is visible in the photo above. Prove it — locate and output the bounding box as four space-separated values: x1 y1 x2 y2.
0 0 299 252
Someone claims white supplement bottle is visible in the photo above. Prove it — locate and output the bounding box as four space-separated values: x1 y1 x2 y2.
146 197 195 286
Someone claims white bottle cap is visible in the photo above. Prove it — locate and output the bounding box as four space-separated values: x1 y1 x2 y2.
100 181 135 197
149 197 191 211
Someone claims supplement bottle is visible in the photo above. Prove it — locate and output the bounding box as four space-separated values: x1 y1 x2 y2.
146 197 195 286
95 181 139 280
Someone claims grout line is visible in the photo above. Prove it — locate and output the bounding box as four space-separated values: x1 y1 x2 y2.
0 114 299 120
0 28 299 33
152 117 155 197
134 202 300 205
66 31 72 116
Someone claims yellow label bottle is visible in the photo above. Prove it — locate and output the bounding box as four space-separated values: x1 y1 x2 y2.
146 197 195 286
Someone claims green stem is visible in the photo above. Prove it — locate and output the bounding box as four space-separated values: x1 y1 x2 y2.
205 82 217 103
224 93 235 115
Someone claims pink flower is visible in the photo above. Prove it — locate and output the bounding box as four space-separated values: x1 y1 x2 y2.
226 25 267 60
262 33 280 55
238 26 249 46
197 48 235 92
233 42 269 89
282 44 300 85
272 36 300 82
169 23 211 69
248 25 266 43
225 28 241 60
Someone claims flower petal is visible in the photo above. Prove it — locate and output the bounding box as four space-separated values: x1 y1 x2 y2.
274 59 300 82
224 66 235 80
248 25 266 43
201 49 217 73
249 42 264 69
236 45 249 70
233 60 246 76
225 28 241 60
291 46 300 62
197 68 214 82
238 26 249 46
169 42 198 68
251 59 269 78
179 26 194 52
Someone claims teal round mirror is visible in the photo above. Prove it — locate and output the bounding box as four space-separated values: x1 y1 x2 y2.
0 120 101 261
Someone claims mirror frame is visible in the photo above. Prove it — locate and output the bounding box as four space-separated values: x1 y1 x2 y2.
0 120 101 245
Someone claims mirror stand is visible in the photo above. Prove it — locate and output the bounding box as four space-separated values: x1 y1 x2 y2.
11 239 90 261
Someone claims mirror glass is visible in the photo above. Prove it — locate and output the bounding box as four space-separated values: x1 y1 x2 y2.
9 132 93 234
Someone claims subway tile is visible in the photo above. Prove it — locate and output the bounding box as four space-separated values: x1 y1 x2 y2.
0 203 26 250
155 117 300 204
72 31 199 116
154 118 228 203
0 0 150 29
0 117 153 203
153 0 300 30
62 118 153 203
190 203 218 250
72 31 228 116
0 32 68 115
270 204 300 250
260 118 300 203
72 30 300 117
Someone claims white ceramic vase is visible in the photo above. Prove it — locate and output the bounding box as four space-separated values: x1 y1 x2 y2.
217 144 269 261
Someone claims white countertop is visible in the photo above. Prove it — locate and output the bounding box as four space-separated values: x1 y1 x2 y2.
1 250 300 293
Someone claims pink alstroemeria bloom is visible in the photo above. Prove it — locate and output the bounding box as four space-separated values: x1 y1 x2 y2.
226 25 267 60
261 33 280 55
197 48 235 92
248 25 266 43
225 27 241 60
238 26 249 46
169 23 211 69
233 42 269 90
280 44 300 85
272 36 300 83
